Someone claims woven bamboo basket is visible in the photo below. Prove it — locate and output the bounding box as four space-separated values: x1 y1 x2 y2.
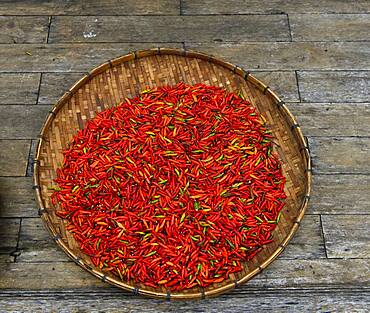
34 48 311 300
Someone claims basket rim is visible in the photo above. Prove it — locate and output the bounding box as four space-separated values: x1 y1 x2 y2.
33 47 312 300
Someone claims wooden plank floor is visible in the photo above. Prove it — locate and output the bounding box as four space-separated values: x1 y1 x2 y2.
0 1 369 311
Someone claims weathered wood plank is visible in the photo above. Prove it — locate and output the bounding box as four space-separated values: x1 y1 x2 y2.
18 218 69 263
0 178 36 218
290 14 370 41
186 42 370 70
309 137 370 174
287 103 370 137
253 71 299 102
38 71 299 104
0 0 179 15
0 140 30 176
0 105 50 139
0 219 20 254
0 255 13 263
309 175 370 215
298 71 370 102
182 0 370 14
322 215 370 258
0 262 105 290
249 259 370 289
15 215 324 263
49 15 290 43
38 73 83 104
0 292 369 312
0 73 40 104
2 287 369 298
0 43 369 72
0 43 182 73
280 215 325 259
0 16 49 44
1 259 368 290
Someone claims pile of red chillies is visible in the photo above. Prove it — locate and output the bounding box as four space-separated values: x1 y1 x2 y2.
52 82 286 291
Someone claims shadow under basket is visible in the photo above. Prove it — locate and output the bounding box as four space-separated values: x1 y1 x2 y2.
34 48 311 300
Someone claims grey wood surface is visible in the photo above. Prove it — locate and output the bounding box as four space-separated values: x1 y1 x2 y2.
0 1 369 311
288 103 370 136
0 177 36 218
309 137 370 173
0 0 179 15
182 0 370 14
0 106 49 139
0 219 20 254
0 73 40 104
0 140 30 176
309 174 370 215
0 291 369 313
186 42 370 70
289 14 370 41
321 215 370 258
49 15 290 43
298 71 370 102
0 16 49 44
0 43 182 72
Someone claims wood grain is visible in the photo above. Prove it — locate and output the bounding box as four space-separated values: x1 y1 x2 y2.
0 16 49 43
49 15 290 43
0 0 179 15
290 14 370 41
1 259 368 290
248 259 370 289
0 42 368 72
0 178 36 218
0 16 49 44
253 71 299 102
186 42 370 70
18 218 68 263
287 103 370 136
0 140 30 176
182 0 370 14
0 219 20 254
0 255 13 263
309 137 370 174
309 175 370 215
0 292 369 312
0 43 182 72
0 73 40 104
298 71 370 102
0 262 105 290
322 215 370 258
280 215 325 259
0 105 50 139
38 73 83 104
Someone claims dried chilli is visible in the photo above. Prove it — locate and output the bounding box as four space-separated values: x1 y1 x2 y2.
52 82 286 291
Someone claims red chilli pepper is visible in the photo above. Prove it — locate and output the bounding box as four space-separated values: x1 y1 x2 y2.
52 83 287 291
